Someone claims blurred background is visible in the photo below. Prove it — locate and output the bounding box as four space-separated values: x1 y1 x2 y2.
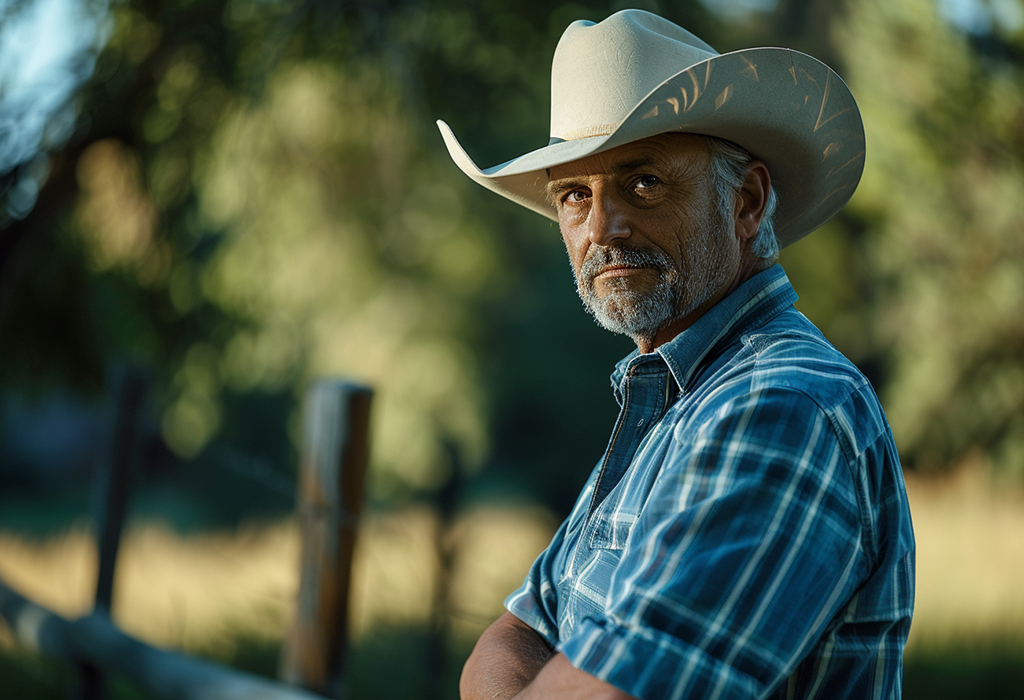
1 0 1023 697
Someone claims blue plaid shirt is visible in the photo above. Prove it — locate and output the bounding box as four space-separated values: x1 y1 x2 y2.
506 265 915 700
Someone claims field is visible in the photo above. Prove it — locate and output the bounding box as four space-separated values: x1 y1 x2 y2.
2 466 1023 698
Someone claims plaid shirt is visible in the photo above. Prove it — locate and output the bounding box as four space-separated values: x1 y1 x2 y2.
506 265 915 700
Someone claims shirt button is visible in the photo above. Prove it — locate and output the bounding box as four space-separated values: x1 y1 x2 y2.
637 418 645 427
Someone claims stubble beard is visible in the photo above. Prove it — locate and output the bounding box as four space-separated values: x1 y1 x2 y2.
573 216 731 347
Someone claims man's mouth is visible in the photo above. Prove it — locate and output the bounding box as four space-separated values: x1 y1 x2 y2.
578 246 671 292
594 265 647 280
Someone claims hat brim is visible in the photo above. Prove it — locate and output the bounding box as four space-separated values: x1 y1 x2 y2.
438 47 864 248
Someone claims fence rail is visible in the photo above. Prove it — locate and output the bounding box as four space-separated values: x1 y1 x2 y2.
0 577 324 700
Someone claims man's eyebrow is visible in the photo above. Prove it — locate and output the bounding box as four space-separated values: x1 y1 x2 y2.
545 178 580 204
612 156 658 173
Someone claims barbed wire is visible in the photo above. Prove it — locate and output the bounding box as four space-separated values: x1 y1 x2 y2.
204 444 297 501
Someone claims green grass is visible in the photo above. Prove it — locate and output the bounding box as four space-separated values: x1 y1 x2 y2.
905 654 1024 699
0 650 151 700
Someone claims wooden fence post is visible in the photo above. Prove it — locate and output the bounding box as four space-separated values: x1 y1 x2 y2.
94 367 146 612
77 366 146 700
280 380 373 699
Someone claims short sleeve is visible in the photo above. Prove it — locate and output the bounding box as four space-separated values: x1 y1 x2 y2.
560 387 871 699
503 515 568 647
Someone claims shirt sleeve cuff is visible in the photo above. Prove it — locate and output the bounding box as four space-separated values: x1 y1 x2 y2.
560 617 762 700
504 588 559 648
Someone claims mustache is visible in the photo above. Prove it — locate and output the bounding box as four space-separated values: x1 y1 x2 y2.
579 246 672 283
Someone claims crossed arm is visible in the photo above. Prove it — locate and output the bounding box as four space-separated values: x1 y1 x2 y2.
460 611 638 700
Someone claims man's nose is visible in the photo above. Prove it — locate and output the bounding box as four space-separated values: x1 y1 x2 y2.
587 190 631 246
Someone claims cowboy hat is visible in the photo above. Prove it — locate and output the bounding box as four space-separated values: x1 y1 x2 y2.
436 9 865 248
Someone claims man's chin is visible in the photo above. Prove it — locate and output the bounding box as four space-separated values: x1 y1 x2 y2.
587 294 672 339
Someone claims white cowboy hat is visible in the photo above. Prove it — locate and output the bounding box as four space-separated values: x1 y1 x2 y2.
436 9 865 248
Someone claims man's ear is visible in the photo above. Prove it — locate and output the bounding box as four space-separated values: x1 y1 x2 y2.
734 161 770 242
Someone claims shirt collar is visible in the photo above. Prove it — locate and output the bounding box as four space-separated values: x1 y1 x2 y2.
610 264 798 402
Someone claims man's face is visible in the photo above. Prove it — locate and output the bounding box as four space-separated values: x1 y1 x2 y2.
547 133 742 346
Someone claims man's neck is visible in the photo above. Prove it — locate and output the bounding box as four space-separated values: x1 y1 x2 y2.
632 258 771 354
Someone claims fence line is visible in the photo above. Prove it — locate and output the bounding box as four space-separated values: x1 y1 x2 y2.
0 376 374 700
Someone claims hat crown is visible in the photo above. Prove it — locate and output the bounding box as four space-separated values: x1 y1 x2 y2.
550 10 718 142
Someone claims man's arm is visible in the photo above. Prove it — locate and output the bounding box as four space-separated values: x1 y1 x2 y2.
512 653 639 700
460 612 554 700
461 612 637 700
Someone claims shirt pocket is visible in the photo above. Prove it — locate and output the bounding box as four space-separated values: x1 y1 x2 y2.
588 508 638 550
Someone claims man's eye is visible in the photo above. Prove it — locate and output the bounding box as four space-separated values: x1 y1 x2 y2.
636 175 660 190
564 190 588 203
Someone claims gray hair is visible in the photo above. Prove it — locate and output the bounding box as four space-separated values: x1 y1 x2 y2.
706 137 780 262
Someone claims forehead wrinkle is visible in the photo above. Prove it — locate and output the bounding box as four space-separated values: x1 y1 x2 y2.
611 156 660 174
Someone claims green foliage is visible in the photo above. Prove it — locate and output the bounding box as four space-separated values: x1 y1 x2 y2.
192 55 498 488
836 0 1024 474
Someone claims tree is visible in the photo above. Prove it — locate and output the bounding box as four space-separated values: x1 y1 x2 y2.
836 0 1024 475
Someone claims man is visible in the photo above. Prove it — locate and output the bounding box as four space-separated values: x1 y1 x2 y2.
438 10 914 700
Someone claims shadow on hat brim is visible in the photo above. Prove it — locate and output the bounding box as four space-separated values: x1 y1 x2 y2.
438 47 864 249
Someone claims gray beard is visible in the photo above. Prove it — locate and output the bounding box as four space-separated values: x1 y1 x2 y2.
573 225 728 344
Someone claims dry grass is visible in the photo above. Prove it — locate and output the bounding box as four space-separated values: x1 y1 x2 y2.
904 463 1024 653
0 519 297 653
0 504 556 657
0 473 1022 659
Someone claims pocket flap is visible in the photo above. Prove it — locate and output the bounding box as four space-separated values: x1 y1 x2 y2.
588 510 637 550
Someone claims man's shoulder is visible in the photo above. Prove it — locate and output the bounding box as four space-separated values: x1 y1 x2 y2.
707 307 892 458
739 307 870 404
685 307 881 427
